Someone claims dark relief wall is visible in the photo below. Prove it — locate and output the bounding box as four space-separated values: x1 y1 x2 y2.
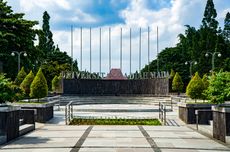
63 79 169 95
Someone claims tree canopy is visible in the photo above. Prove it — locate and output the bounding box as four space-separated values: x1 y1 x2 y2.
142 0 230 88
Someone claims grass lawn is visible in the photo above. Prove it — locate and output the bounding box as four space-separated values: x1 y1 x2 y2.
70 118 161 125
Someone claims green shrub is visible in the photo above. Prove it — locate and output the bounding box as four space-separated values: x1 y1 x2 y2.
14 67 27 85
20 71 34 97
52 75 62 93
0 74 23 103
205 71 230 104
170 69 175 79
172 72 184 93
202 74 209 90
30 68 48 100
186 72 204 99
201 74 209 99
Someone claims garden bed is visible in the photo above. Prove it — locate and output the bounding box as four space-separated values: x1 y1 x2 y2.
70 118 161 125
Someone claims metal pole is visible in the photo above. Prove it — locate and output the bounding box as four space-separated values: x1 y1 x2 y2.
18 53 20 73
80 27 82 71
157 26 159 73
164 105 166 125
148 26 150 72
120 28 122 71
139 27 141 72
130 28 132 75
90 27 92 73
109 27 111 71
212 53 215 71
99 28 101 75
71 25 73 74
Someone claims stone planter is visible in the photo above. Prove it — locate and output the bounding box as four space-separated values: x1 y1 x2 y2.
178 103 215 124
0 106 20 144
212 105 230 143
12 102 55 123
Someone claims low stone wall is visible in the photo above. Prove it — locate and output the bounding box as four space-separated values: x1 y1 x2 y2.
178 103 214 124
19 109 35 125
21 106 53 123
63 79 169 95
0 107 20 142
212 106 230 143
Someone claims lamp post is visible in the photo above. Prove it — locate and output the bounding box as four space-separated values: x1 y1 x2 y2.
11 51 27 73
185 61 197 77
205 52 221 72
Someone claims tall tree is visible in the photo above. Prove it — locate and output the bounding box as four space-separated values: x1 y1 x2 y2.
223 12 230 41
202 0 218 30
0 0 38 78
38 11 55 58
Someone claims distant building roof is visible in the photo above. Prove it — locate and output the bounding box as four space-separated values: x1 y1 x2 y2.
104 68 127 80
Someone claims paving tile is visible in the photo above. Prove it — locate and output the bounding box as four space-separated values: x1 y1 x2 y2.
2 136 79 148
92 126 139 131
0 148 71 152
79 148 153 152
88 131 144 138
82 137 151 147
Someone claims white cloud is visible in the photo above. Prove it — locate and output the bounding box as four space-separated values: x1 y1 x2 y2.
7 0 230 74
218 8 230 19
20 0 71 12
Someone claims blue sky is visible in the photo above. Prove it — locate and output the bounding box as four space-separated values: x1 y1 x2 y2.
7 0 230 74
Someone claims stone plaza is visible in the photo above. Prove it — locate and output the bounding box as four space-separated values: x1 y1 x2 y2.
0 97 230 152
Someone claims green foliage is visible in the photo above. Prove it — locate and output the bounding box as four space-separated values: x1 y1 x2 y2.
52 75 62 93
15 67 27 85
172 72 184 93
142 1 230 89
170 69 175 79
30 68 48 100
0 73 23 103
38 11 55 57
202 0 218 30
202 74 209 90
70 118 161 125
205 71 230 104
223 12 230 41
186 72 204 99
41 61 70 90
20 71 34 96
0 0 38 78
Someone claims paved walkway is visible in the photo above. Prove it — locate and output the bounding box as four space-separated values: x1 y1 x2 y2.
0 106 230 152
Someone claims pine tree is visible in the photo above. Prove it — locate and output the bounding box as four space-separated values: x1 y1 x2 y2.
15 67 27 85
223 12 230 41
186 72 204 99
20 71 34 96
38 11 55 58
30 68 48 100
202 0 219 30
172 72 184 94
